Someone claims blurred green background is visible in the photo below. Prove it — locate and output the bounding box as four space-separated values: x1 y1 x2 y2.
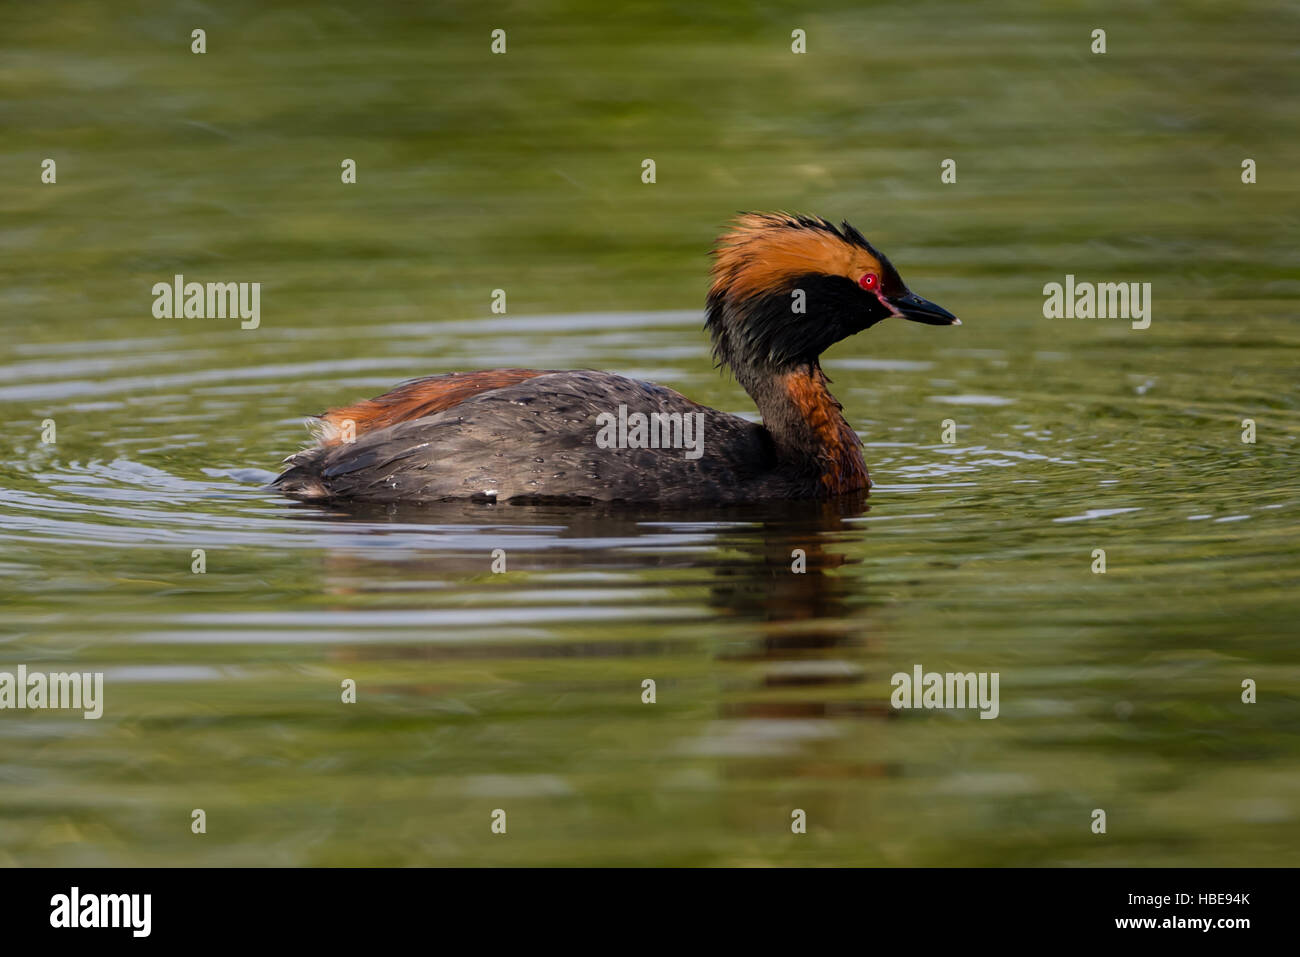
0 0 1297 866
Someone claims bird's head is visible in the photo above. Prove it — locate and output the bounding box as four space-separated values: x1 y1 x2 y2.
705 213 960 381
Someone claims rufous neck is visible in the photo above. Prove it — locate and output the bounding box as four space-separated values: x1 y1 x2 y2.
739 362 869 494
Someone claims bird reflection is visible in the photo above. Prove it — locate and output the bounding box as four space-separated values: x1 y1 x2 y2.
297 494 892 782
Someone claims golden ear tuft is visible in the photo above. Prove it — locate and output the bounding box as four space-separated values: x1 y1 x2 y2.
710 213 883 300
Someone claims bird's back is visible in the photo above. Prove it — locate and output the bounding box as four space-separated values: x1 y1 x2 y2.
274 370 797 505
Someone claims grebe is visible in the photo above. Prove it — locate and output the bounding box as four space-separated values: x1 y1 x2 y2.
274 213 960 505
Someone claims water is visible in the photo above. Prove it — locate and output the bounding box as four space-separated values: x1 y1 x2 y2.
2 1 1298 866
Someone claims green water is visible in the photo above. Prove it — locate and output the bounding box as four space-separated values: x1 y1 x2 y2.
1 1 1298 866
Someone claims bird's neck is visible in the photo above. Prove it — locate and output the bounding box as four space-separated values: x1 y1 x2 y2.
740 362 869 495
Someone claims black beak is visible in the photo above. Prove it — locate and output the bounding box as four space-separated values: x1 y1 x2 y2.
891 291 961 326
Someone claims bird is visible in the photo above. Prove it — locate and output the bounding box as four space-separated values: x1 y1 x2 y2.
273 213 960 506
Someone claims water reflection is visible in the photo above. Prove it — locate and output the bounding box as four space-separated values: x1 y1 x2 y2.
303 494 885 744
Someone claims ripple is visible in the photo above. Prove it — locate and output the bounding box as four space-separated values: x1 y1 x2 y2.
1052 507 1143 523
928 394 1016 406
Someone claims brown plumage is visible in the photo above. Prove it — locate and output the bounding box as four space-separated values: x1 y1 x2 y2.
315 369 549 445
779 367 869 495
274 213 960 505
710 212 889 302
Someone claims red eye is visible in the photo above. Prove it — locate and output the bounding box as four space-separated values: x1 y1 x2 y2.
858 273 879 291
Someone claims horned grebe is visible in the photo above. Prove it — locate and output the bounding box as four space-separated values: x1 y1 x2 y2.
274 213 960 505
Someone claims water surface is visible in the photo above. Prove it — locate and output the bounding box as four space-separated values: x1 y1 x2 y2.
1 0 1297 866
